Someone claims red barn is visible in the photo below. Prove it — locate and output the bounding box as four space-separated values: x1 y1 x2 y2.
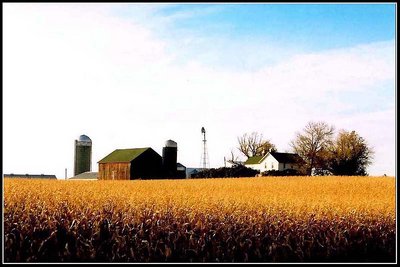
98 147 162 180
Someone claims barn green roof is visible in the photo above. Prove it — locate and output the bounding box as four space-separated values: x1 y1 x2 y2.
244 156 264 165
98 148 151 163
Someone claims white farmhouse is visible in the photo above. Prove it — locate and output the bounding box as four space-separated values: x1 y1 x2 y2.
244 152 304 173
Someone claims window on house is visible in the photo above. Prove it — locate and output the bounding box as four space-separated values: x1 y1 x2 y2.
271 163 274 169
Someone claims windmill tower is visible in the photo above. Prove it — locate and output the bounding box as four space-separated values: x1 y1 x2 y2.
200 127 209 169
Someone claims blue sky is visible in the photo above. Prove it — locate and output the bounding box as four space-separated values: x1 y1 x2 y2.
149 4 395 48
3 3 396 178
121 3 395 71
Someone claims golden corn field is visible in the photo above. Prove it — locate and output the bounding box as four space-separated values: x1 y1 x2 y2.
3 176 396 262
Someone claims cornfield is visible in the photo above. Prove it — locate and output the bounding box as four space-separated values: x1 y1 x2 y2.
3 176 396 262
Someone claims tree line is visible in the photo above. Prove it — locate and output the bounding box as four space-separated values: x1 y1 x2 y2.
231 121 374 176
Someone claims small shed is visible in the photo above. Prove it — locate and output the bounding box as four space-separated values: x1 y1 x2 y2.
176 163 187 178
185 168 202 178
98 147 162 180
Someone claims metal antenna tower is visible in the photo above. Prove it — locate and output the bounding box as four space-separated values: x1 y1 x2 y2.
200 127 209 169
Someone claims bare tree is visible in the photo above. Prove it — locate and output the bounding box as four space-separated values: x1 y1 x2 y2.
290 121 335 175
327 130 374 176
237 132 276 159
225 150 243 166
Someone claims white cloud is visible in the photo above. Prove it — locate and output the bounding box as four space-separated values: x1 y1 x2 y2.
3 4 395 178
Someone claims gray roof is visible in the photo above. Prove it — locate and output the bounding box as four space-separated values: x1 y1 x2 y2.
69 171 98 180
4 174 57 179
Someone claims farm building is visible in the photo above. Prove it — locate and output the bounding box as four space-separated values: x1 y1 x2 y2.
4 174 57 179
68 171 98 180
98 140 187 180
74 134 92 176
161 140 186 178
176 163 187 178
185 168 205 178
98 147 162 180
244 152 304 173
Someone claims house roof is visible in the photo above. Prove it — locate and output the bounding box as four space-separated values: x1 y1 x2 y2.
244 152 303 165
270 152 303 164
98 148 151 163
244 156 264 165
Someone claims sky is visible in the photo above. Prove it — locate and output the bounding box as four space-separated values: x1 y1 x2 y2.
3 3 396 179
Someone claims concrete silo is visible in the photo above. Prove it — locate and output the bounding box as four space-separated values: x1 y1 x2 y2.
74 134 92 176
162 140 177 177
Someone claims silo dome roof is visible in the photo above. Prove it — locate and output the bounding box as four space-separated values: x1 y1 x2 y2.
165 139 177 148
79 135 92 142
